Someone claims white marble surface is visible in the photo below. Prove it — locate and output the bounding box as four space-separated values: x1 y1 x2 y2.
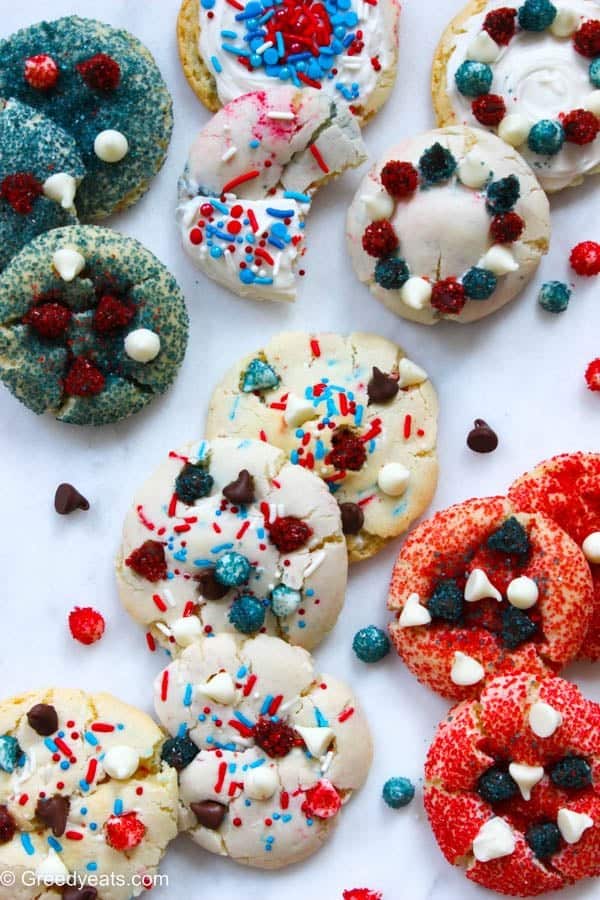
1 0 599 897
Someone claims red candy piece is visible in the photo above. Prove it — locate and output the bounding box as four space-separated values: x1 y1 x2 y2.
490 211 525 244
472 94 506 126
68 607 105 645
268 516 312 553
562 109 600 145
105 812 146 851
76 53 121 91
328 428 367 472
24 54 59 90
22 302 71 339
302 779 341 819
570 240 600 276
63 358 105 397
380 161 419 198
431 277 466 315
361 220 398 258
93 295 135 333
125 540 167 582
343 891 382 900
585 358 600 393
253 716 296 757
483 7 517 45
0 172 43 214
573 19 600 58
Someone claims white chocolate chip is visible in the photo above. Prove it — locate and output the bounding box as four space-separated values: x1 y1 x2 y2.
197 671 236 705
473 817 516 862
43 173 77 210
458 148 490 189
284 393 319 427
529 701 563 738
377 462 410 497
296 726 334 758
36 849 70 883
451 651 485 686
124 328 161 363
398 357 428 388
464 568 502 603
498 114 531 148
52 246 85 282
507 576 539 609
94 129 129 163
361 190 394 220
508 763 544 801
103 746 140 780
480 245 519 276
582 532 600 564
400 592 432 627
550 7 580 37
400 276 432 310
557 808 594 844
467 31 501 64
244 765 279 800
171 616 203 647
584 91 600 118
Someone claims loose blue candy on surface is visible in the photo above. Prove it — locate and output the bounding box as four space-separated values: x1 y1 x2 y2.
538 280 571 313
352 625 391 663
382 777 415 808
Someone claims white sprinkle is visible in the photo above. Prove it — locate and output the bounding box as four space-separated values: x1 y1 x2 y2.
164 588 176 608
221 146 238 162
267 110 295 120
155 622 173 638
255 41 273 54
321 750 334 775
342 56 362 70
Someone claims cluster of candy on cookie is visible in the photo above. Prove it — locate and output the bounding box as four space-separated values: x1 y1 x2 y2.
455 1 600 155
362 144 523 315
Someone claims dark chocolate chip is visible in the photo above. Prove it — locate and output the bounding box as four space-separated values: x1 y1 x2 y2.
223 469 255 505
0 805 16 844
467 419 498 453
195 568 229 600
36 795 70 837
27 703 58 736
367 367 399 405
62 888 98 900
339 502 364 535
54 483 90 514
190 800 227 830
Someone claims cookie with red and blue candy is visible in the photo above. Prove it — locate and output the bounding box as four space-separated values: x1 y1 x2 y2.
433 0 600 193
424 672 600 896
0 16 173 219
0 225 188 426
177 85 366 302
116 437 348 653
0 688 178 900
509 452 600 660
388 495 593 700
154 631 372 868
177 0 401 125
205 331 439 562
346 125 550 324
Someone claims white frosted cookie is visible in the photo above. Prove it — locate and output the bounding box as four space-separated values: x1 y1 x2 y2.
154 633 372 869
433 0 600 192
176 86 366 302
116 437 347 652
0 688 178 900
205 332 438 562
346 125 550 325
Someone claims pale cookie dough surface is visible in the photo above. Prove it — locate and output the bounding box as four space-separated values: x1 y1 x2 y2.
176 0 401 125
346 125 550 324
117 437 348 651
433 0 600 192
176 86 366 302
0 688 178 900
205 331 438 562
154 633 372 869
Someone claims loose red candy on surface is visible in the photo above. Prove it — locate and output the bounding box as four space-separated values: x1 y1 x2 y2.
22 302 72 339
343 891 383 900
302 779 341 819
573 19 600 57
125 540 168 582
472 94 506 126
380 161 419 198
490 212 525 244
76 53 121 91
24 54 59 89
570 241 600 275
361 220 398 258
483 7 517 45
0 172 43 214
562 109 600 145
268 516 312 553
105 812 146 851
431 277 467 314
68 607 105 645
63 358 106 397
585 358 600 392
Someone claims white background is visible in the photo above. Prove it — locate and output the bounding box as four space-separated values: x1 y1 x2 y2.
1 1 599 897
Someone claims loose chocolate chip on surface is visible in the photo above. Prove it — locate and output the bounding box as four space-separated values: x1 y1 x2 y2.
54 483 90 514
467 419 499 453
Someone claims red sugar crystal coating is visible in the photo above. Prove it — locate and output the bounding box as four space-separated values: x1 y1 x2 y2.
585 358 600 393
483 7 517 45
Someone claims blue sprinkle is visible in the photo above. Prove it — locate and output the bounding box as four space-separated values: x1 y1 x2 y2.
44 738 59 753
298 621 306 629
261 695 274 715
267 207 295 218
354 404 364 426
210 246 223 259
21 833 35 856
211 542 234 554
234 711 255 728
249 138 260 149
47 837 62 852
221 30 238 38
193 558 213 567
84 733 99 747
201 0 215 7
211 55 223 73
60 760 70 771
305 588 315 597
90 823 98 831
183 684 193 707
264 47 280 65
249 757 266 768
240 268 256 284
229 763 237 773
276 31 285 55
87 862 98 871
284 190 310 203
315 708 329 727
222 44 251 57
282 813 292 823
79 779 90 792
268 236 285 250
114 798 124 816
237 665 248 678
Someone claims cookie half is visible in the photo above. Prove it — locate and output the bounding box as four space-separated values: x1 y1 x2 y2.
205 331 439 562
0 15 173 218
0 225 188 426
432 0 600 192
177 86 366 302
388 496 593 700
117 437 348 652
425 673 600 896
0 688 178 899
154 632 372 868
177 0 401 125
346 125 550 324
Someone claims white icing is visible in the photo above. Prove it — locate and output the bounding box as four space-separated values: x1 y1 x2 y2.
464 568 502 602
582 531 600 563
43 173 77 210
557 807 594 843
507 575 539 609
529 700 563 737
124 328 161 363
473 817 516 861
508 762 544 800
102 745 140 780
171 616 204 647
398 357 428 387
52 246 85 282
197 672 237 705
450 651 485 686
480 244 519 275
94 129 129 163
400 276 432 310
377 462 410 497
399 592 432 627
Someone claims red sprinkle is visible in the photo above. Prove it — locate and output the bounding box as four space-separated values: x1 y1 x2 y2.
160 671 169 702
310 338 321 357
68 607 105 645
91 723 115 733
310 144 329 173
214 761 228 793
221 170 260 195
146 632 156 652
297 72 322 89
153 594 168 613
65 830 84 841
570 241 600 276
338 707 355 723
24 54 59 90
585 358 600 392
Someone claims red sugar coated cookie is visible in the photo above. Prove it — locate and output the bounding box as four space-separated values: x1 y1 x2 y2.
388 496 593 700
424 673 600 896
509 453 600 660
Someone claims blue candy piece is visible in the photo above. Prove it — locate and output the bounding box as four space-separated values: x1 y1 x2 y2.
528 120 565 155
229 594 266 634
418 142 458 184
486 175 521 214
214 551 251 587
518 0 557 31
0 735 21 773
271 584 302 617
352 625 390 663
241 357 280 392
590 59 600 89
454 60 493 97
462 267 497 300
374 257 410 290
382 776 415 808
538 280 571 313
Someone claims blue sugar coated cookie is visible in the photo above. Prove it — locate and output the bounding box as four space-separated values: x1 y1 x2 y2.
518 0 557 31
487 516 530 556
528 120 565 155
550 755 592 790
526 822 561 860
374 257 410 290
590 59 600 88
538 280 571 313
229 594 266 634
271 584 302 617
160 735 199 771
242 358 280 392
486 175 521 214
0 735 21 773
175 464 214 503
352 625 391 663
426 579 464 623
418 143 458 184
462 267 497 300
501 606 538 649
477 765 518 803
214 551 251 587
454 60 493 97
382 777 415 808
